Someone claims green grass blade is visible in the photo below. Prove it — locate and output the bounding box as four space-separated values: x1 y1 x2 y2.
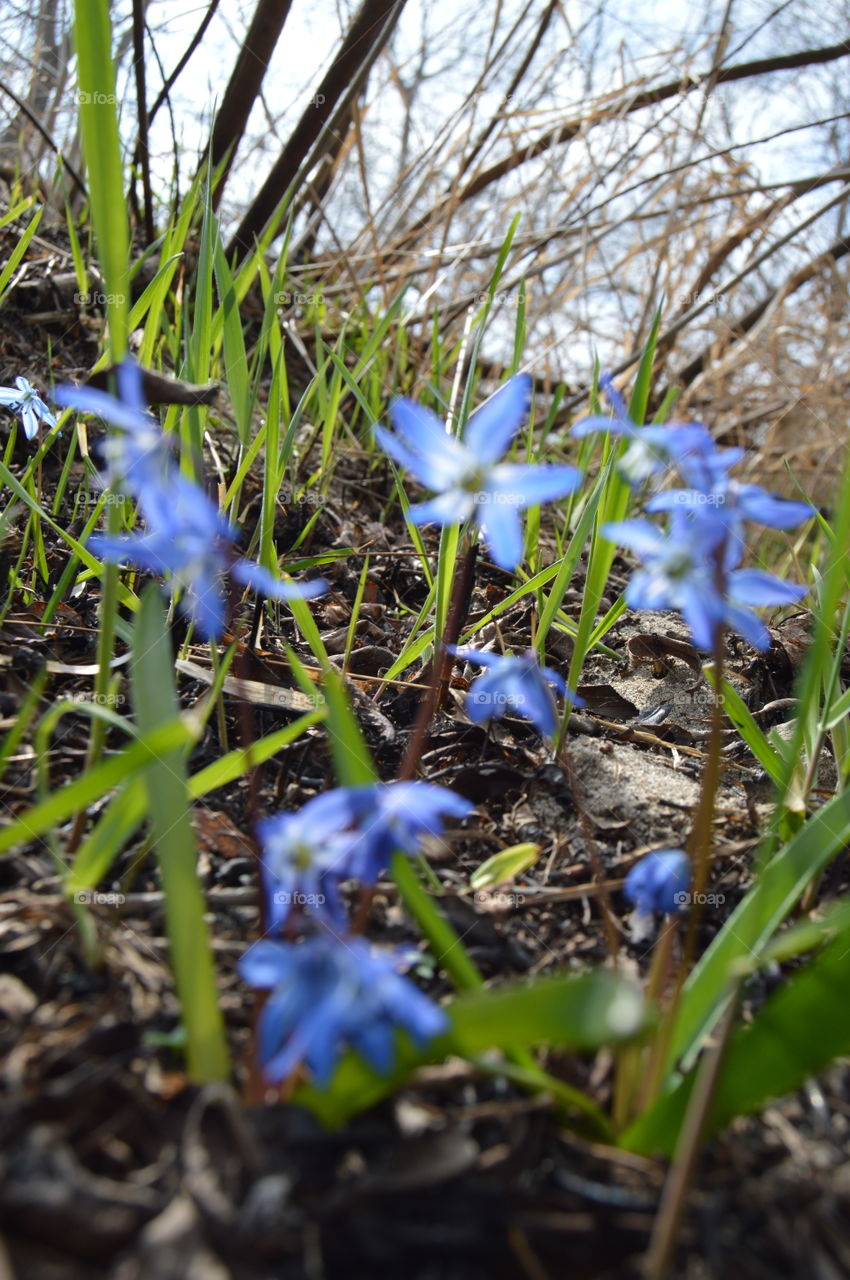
0 719 197 855
72 0 129 358
624 926 850 1156
130 585 229 1082
663 786 850 1080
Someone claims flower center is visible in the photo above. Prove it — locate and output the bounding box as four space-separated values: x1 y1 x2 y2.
460 466 489 495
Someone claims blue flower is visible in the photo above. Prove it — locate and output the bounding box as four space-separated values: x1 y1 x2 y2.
375 374 581 570
449 646 583 738
256 792 363 930
238 934 449 1085
571 373 715 486
624 849 691 915
90 471 326 639
646 481 813 569
258 783 474 908
0 376 57 439
327 782 474 883
54 360 172 494
604 510 806 651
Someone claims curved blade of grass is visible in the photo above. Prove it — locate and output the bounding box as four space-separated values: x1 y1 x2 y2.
0 718 197 856
710 670 785 785
624 925 850 1156
66 776 148 895
66 710 325 894
0 204 42 304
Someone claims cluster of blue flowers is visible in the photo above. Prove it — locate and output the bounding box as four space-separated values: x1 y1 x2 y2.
53 361 325 639
573 374 812 653
241 781 474 1084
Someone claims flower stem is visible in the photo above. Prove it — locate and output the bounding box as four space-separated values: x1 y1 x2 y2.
397 539 479 781
683 631 726 971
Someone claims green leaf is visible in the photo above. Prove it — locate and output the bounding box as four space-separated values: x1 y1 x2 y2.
66 777 148 894
0 718 196 856
627 305 662 424
712 671 785 785
0 205 43 305
188 711 324 798
624 928 850 1156
392 852 483 994
213 235 251 444
470 843 540 890
321 666 377 787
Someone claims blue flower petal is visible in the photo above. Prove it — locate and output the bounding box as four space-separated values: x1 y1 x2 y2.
409 489 475 527
231 559 327 602
462 374 532 464
571 412 633 440
603 519 669 557
478 501 524 569
729 568 806 607
722 602 770 651
624 850 690 915
492 463 582 508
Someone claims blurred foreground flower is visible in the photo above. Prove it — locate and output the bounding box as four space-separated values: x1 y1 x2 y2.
375 374 580 570
449 646 583 738
238 935 448 1085
58 359 326 639
0 376 57 439
571 373 712 486
91 471 326 639
258 783 474 927
55 360 172 493
624 850 691 916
